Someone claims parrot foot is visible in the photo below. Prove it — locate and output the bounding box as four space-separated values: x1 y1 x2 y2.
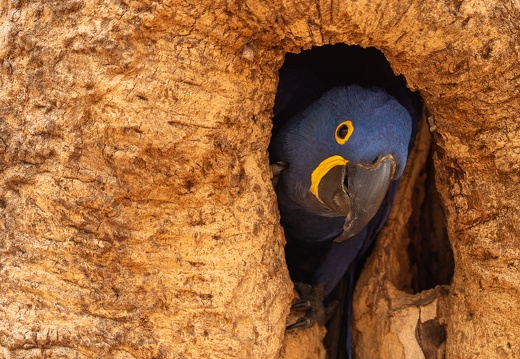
270 161 288 186
286 282 338 330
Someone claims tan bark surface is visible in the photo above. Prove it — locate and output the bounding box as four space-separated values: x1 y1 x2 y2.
1 1 519 358
0 2 292 358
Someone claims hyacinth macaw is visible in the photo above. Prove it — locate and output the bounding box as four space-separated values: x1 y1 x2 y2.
270 60 419 358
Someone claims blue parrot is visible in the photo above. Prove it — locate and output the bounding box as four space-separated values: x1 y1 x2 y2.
270 62 419 358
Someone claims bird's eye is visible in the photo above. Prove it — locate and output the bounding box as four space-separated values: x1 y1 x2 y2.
335 120 354 145
337 125 349 138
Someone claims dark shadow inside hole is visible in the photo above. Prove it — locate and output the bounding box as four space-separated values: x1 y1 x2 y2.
408 154 454 293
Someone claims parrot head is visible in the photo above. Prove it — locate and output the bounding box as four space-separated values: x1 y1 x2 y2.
271 85 412 241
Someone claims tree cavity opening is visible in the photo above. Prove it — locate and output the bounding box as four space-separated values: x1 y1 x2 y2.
271 44 454 296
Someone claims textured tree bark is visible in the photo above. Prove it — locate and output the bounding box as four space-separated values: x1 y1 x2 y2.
0 2 292 358
0 1 518 358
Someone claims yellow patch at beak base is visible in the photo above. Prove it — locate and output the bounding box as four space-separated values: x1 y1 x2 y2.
310 155 348 200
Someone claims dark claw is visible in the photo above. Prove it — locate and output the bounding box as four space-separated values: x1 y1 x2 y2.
286 316 315 330
286 282 336 331
290 300 312 311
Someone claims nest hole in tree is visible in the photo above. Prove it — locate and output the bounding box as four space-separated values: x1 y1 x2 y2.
271 44 454 296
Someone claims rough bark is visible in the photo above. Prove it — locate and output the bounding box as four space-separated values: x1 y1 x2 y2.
1 1 519 358
0 1 291 358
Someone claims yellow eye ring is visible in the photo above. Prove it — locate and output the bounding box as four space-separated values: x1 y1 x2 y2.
335 120 354 145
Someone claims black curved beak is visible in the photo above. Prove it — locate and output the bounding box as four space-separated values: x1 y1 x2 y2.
316 155 397 241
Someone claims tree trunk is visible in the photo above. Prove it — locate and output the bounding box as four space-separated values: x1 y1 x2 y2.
1 1 518 358
0 1 291 358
